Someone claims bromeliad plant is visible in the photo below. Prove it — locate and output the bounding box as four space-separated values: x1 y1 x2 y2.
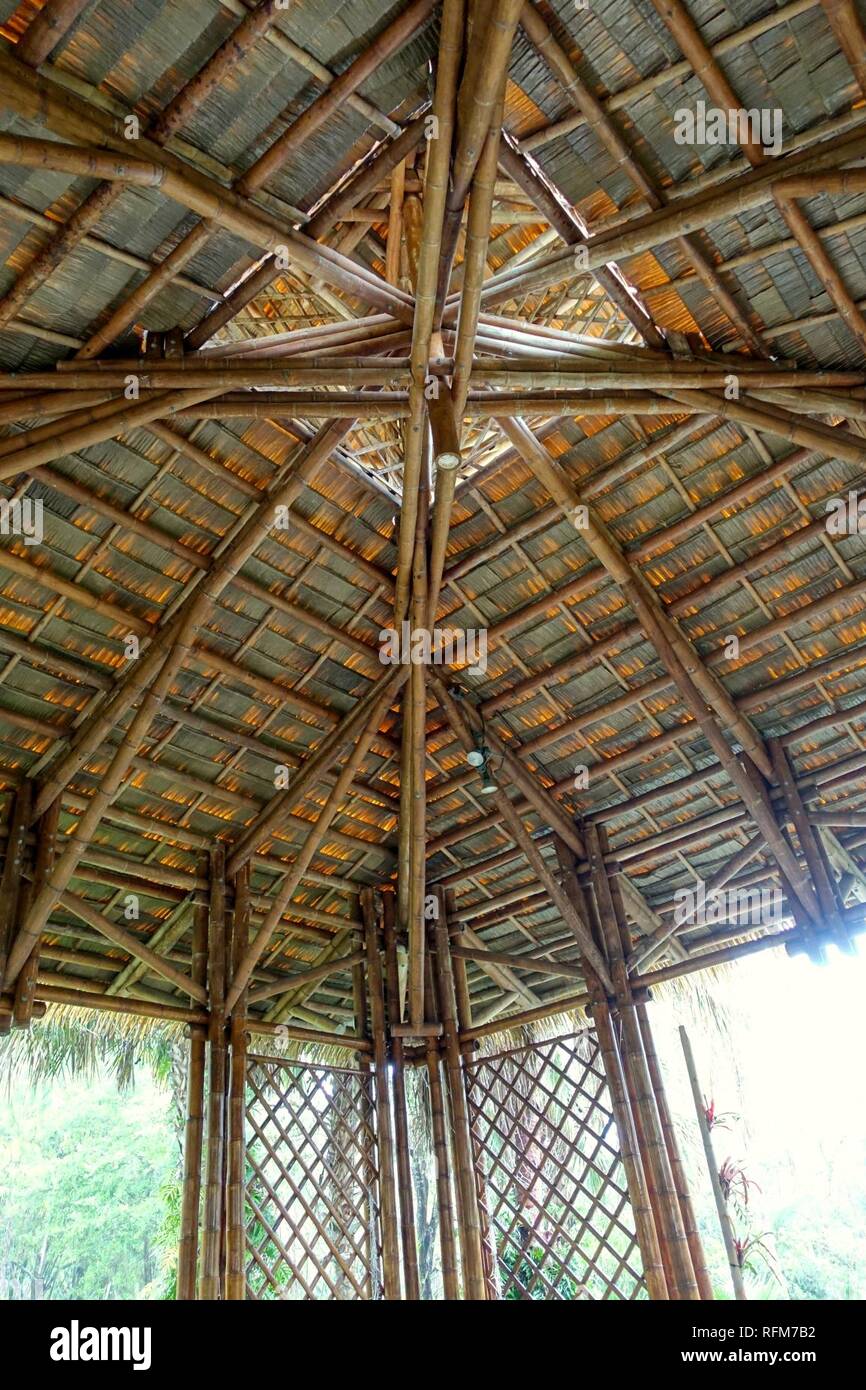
733 1230 782 1286
718 1156 762 1211
703 1094 736 1132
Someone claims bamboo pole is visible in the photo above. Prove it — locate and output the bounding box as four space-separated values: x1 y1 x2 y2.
393 0 464 622
382 889 421 1299
360 889 402 1299
236 0 436 195
679 1026 746 1300
0 784 33 1030
17 0 92 66
5 422 354 974
307 118 427 244
0 118 411 321
225 668 405 1010
437 0 525 302
432 676 614 991
200 846 228 1300
226 863 250 1300
638 1004 713 1300
407 459 429 1028
432 891 487 1299
12 801 60 1029
424 943 460 1299
552 840 669 1299
57 890 207 1002
587 825 700 1299
177 881 209 1300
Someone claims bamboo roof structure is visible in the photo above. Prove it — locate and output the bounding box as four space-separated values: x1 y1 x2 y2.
2 0 866 1052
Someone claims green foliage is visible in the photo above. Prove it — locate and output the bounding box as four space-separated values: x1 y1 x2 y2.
500 1237 580 1300
0 1073 176 1300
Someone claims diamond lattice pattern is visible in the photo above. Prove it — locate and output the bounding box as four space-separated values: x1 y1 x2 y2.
464 1031 647 1300
244 1056 382 1300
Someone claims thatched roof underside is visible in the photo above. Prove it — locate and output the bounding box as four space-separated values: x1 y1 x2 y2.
2 0 866 1037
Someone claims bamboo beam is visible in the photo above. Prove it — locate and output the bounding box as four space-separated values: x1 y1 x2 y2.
3 422 353 974
436 0 526 303
821 0 866 99
17 0 92 67
406 462 430 1029
433 675 614 991
225 670 406 1011
236 0 435 196
305 115 429 243
225 667 397 874
0 784 32 1008
494 136 667 349
4 5 265 358
12 800 59 1028
0 110 411 322
244 949 365 1006
56 891 207 1003
450 944 584 980
450 52 508 417
496 414 826 919
518 0 763 350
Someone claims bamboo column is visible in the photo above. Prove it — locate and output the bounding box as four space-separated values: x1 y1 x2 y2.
0 784 33 1036
680 1026 747 1301
407 454 429 1028
432 890 487 1299
13 800 60 1028
199 845 228 1300
586 825 700 1299
225 862 250 1300
360 889 402 1299
554 840 669 1300
422 941 460 1299
382 890 421 1299
638 1003 714 1299
177 869 209 1300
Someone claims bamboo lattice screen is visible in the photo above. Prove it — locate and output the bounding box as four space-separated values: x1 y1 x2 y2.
243 1055 383 1300
464 1031 648 1300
